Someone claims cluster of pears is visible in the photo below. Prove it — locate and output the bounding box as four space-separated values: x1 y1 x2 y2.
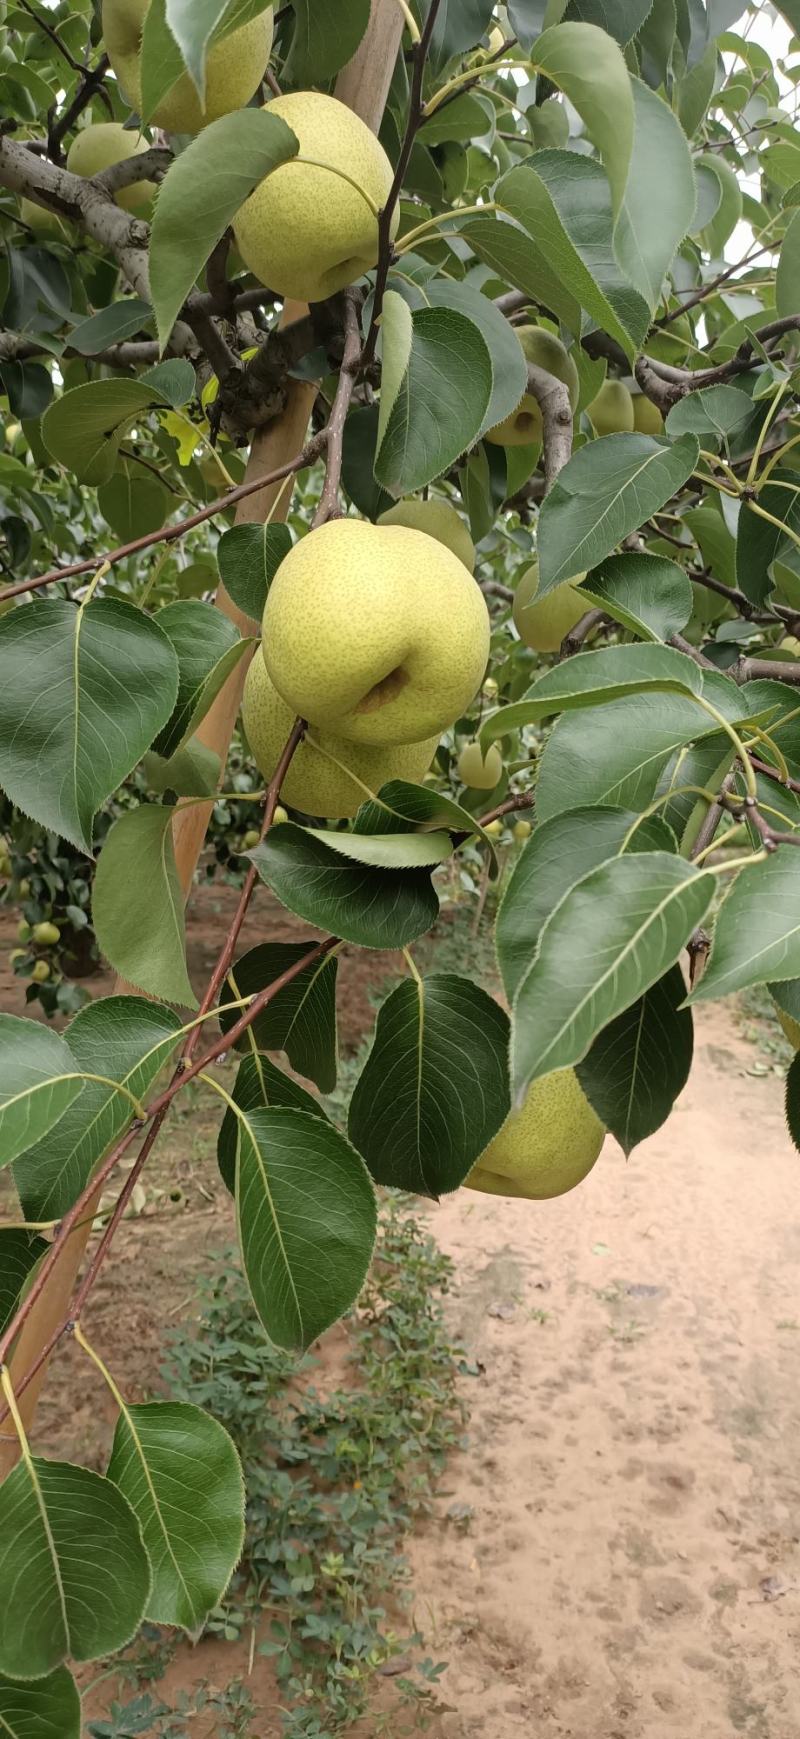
243 504 489 818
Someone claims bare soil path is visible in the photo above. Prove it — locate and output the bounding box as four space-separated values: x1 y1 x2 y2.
414 1006 800 1739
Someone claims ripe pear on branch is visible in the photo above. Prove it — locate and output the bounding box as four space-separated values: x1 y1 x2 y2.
378 497 475 572
102 0 274 133
485 325 579 447
585 379 635 435
262 519 490 747
243 657 437 820
233 92 397 303
66 122 155 213
467 1070 605 1199
513 559 588 654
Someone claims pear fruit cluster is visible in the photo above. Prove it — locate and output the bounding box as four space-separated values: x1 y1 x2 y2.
467 1069 605 1198
244 517 489 818
102 0 274 134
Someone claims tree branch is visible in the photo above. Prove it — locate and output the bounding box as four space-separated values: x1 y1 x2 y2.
525 360 573 489
51 55 112 151
313 292 362 525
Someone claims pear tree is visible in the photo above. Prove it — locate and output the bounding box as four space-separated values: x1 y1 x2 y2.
2 0 800 1718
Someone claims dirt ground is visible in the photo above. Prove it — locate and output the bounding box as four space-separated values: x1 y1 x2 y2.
413 1003 800 1739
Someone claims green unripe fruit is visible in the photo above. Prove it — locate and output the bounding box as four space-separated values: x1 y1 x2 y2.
483 676 498 696
586 379 634 435
647 314 693 365
632 394 664 435
9 949 27 965
66 123 155 214
513 560 588 654
466 1068 605 1198
17 920 31 943
17 878 31 897
242 828 261 848
485 325 579 447
272 805 289 826
31 960 52 983
0 855 10 878
457 741 503 790
378 497 475 572
513 818 532 842
102 0 274 135
483 819 504 838
32 921 61 945
20 197 69 239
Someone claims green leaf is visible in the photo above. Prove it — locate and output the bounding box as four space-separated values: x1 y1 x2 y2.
248 824 440 949
149 110 299 353
697 150 742 253
97 471 170 543
353 778 499 867
0 1667 81 1739
143 739 221 797
565 0 653 42
166 0 274 96
497 805 675 1002
531 21 634 216
419 92 496 146
41 378 177 486
512 852 714 1097
578 552 694 641
480 643 704 744
0 1459 150 1679
736 475 800 607
575 965 693 1154
217 522 292 621
142 358 196 410
426 0 495 64
348 975 510 1198
421 279 529 436
507 0 556 45
140 0 190 124
536 432 700 592
689 850 800 1004
217 1054 329 1193
218 942 339 1093
614 77 695 309
68 299 154 357
153 601 252 758
462 214 583 337
14 998 181 1222
342 405 393 520
301 826 453 869
107 1401 244 1630
683 503 737 589
235 1106 376 1352
375 304 493 498
0 1015 83 1170
0 1231 48 1338
665 384 755 443
93 807 196 1007
0 599 179 853
285 0 371 80
495 154 650 357
776 207 800 319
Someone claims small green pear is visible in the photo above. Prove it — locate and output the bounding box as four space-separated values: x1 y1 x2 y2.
102 0 274 134
378 497 475 572
20 197 69 239
243 656 438 820
586 379 635 435
233 92 397 304
466 1068 605 1199
242 828 261 849
263 518 489 748
272 804 289 826
31 959 51 983
513 560 588 654
512 818 532 842
483 819 504 838
631 393 664 435
17 920 31 943
486 325 579 448
32 921 61 945
457 741 503 790
66 123 154 214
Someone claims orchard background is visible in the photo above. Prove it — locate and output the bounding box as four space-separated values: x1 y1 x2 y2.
2 0 800 1732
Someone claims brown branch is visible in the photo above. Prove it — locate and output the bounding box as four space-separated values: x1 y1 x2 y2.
525 361 573 490
477 791 534 827
362 0 444 369
313 292 362 526
751 755 800 795
0 435 327 602
16 0 85 76
669 631 718 670
481 579 514 603
654 239 780 328
689 772 736 861
51 55 112 150
561 608 606 656
736 657 800 685
94 147 172 195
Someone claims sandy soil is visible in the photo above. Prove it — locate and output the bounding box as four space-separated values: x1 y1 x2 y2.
413 1005 800 1739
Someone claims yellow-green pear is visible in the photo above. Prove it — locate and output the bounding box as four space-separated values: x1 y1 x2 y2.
513 559 588 654
102 0 273 134
485 325 579 447
483 819 503 838
263 518 490 748
586 379 634 435
32 921 61 945
632 392 663 435
457 740 503 790
512 818 531 842
20 197 69 238
466 1069 605 1198
378 497 475 572
66 122 154 214
233 92 397 304
243 656 438 820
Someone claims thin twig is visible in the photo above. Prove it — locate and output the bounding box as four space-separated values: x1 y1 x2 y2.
51 54 111 151
313 293 362 526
